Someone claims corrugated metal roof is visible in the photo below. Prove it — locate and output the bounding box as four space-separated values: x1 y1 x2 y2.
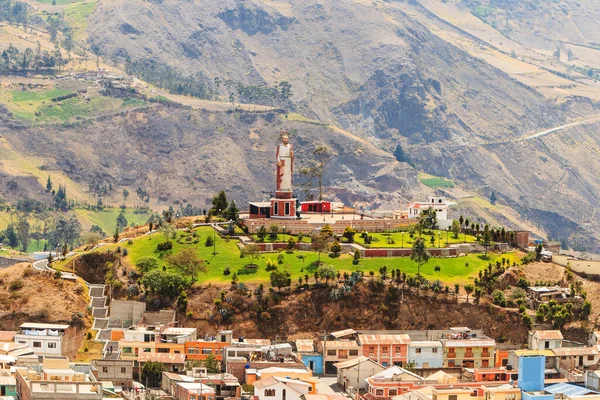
359 334 411 345
513 349 555 357
545 383 599 397
0 331 16 342
532 330 564 340
331 329 356 338
444 339 495 348
334 356 382 370
552 347 597 356
321 340 360 349
296 339 315 353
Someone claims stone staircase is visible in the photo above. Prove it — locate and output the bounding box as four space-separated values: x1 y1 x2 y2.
89 284 110 333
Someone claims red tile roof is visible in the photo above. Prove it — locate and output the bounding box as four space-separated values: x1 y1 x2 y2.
0 331 16 342
359 334 411 345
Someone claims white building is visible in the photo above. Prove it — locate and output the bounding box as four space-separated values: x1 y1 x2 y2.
14 323 69 357
253 376 312 400
334 356 385 391
407 341 443 368
407 196 453 230
528 330 563 350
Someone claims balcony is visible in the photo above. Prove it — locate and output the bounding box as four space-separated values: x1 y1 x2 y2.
482 352 490 357
465 352 474 358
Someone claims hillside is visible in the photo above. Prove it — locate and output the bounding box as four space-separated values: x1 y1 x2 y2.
1 0 600 251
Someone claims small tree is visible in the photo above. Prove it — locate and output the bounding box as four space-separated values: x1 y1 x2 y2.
268 225 280 241
353 249 361 264
256 225 267 242
167 248 207 282
490 191 497 204
286 237 296 251
410 237 430 276
330 241 342 256
311 233 331 264
320 224 334 237
136 256 159 273
343 226 357 243
318 265 337 285
270 270 291 291
225 200 240 222
451 220 461 239
241 244 261 266
482 225 492 257
464 284 474 303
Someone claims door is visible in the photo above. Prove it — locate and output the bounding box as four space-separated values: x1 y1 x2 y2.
309 361 315 371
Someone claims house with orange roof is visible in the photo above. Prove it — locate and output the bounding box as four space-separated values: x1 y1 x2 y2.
358 333 411 367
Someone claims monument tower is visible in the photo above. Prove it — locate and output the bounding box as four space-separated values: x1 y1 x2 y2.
270 132 298 219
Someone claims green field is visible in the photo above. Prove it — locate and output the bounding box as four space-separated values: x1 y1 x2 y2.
63 1 97 40
11 89 72 102
356 230 478 248
74 208 151 234
86 227 519 286
419 174 455 188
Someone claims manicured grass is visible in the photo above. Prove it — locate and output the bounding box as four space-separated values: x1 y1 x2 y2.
419 176 455 188
74 208 151 234
109 227 520 286
355 230 478 248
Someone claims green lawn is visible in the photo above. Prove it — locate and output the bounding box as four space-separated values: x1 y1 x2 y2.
103 227 520 286
355 230 478 248
419 177 455 188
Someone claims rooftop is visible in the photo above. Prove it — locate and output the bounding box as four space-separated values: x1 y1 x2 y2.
161 327 197 336
370 366 422 381
334 356 382 370
176 381 215 395
19 323 69 330
0 331 16 342
443 339 495 348
409 341 442 348
512 349 555 357
138 353 185 364
321 340 360 350
295 339 315 353
331 329 357 338
531 330 564 340
545 383 600 398
552 347 597 356
359 334 411 345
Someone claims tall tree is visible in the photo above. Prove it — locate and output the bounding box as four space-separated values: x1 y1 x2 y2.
224 200 239 222
141 361 165 388
46 175 53 192
211 190 228 216
483 225 492 257
116 211 128 232
167 248 206 282
410 237 430 276
16 214 30 252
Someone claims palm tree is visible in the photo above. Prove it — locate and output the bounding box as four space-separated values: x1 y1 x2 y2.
464 284 474 303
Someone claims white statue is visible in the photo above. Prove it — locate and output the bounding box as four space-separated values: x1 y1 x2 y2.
276 133 294 191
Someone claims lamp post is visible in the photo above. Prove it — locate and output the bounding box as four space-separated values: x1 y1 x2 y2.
438 231 441 248
176 212 180 229
446 227 449 244
283 226 286 243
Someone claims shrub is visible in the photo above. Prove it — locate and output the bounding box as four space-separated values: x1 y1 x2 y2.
265 259 278 271
277 254 284 264
223 267 231 276
122 248 129 256
86 332 93 340
205 236 214 247
136 257 159 273
157 241 173 251
53 270 62 279
9 280 24 291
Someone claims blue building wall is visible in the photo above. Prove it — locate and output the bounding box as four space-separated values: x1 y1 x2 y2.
518 355 545 392
300 354 323 374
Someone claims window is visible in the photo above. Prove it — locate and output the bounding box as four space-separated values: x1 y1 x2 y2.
18 341 26 344
369 346 375 356
158 348 169 353
416 348 422 354
48 342 57 349
265 389 276 397
190 396 196 400
327 350 336 356
448 360 455 367
545 341 550 349
121 367 127 374
274 202 279 215
376 389 384 396
123 347 132 354
188 348 197 354
284 202 290 215
395 346 401 355
389 389 398 396
33 342 41 348
349 350 358 356
449 395 458 400
143 348 152 353
103 367 108 373
202 349 213 355
432 348 438 353
589 355 595 361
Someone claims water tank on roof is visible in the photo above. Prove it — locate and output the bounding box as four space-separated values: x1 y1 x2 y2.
506 364 513 371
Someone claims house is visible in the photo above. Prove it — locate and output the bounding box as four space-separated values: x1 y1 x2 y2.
334 356 385 392
0 375 16 398
528 330 564 351
116 324 188 361
296 339 323 374
363 365 423 399
247 366 313 384
329 329 358 340
358 333 411 367
14 356 103 399
407 341 443 369
90 359 133 390
13 323 71 357
185 339 228 363
224 345 306 383
173 381 215 400
463 367 519 383
318 340 362 374
162 369 241 399
508 350 556 372
590 332 600 348
553 347 600 381
406 197 453 230
253 376 312 400
440 330 495 368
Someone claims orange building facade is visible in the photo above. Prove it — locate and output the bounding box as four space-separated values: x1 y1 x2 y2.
185 341 228 361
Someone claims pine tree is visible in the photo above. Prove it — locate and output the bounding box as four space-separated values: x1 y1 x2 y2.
46 175 53 192
490 191 497 204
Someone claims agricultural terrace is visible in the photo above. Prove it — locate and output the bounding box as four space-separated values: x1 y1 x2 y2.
75 227 520 286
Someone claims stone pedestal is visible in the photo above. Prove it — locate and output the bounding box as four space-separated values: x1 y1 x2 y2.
270 190 297 219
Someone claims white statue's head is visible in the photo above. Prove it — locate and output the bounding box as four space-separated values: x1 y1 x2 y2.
281 132 289 144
